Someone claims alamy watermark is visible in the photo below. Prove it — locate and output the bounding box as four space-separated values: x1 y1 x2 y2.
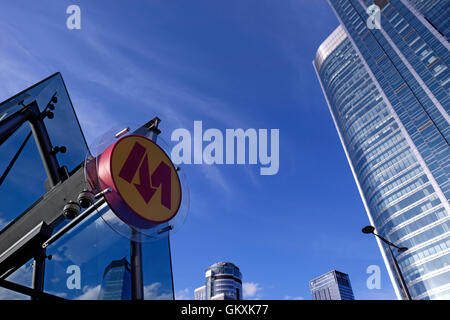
366 4 381 30
66 264 81 290
171 121 279 175
66 5 81 30
366 265 381 289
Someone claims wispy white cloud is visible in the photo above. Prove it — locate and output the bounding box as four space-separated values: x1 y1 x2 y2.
70 95 119 145
74 283 173 300
175 287 191 300
243 282 263 299
283 295 304 300
75 285 101 300
0 12 249 203
199 164 233 196
0 22 52 99
47 291 68 298
44 21 243 131
143 282 173 300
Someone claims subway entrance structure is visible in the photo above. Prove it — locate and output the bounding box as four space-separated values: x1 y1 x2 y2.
0 73 182 300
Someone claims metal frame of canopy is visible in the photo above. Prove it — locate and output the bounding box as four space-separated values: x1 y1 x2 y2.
0 74 174 300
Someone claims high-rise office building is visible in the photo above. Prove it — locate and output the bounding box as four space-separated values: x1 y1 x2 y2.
194 262 242 300
315 0 449 300
406 0 449 40
98 258 132 300
310 270 355 300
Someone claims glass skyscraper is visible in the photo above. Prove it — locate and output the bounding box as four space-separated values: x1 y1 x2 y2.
194 262 242 300
310 270 355 300
315 0 449 300
406 0 449 40
98 258 132 300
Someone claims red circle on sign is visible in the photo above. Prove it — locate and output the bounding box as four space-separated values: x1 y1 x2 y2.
97 135 182 229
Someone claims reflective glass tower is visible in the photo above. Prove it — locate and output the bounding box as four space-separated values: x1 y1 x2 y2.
310 270 355 300
315 0 450 300
406 0 449 40
98 258 132 300
195 262 242 300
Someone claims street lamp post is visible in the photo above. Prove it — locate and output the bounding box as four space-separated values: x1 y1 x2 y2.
362 225 412 300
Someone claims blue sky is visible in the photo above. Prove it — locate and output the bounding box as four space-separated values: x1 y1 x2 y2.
0 0 397 299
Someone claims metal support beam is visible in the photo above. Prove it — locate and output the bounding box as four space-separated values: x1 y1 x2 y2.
27 101 61 187
0 279 65 300
0 101 61 295
42 197 106 249
31 250 46 294
25 101 62 298
0 107 31 146
130 117 161 300
0 222 52 278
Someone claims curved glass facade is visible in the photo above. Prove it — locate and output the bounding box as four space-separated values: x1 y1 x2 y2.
205 262 242 300
314 19 449 299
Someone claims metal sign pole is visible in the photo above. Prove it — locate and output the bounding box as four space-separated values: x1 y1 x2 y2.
130 118 161 300
130 229 144 300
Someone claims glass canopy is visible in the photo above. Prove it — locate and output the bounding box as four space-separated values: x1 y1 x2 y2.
0 74 175 300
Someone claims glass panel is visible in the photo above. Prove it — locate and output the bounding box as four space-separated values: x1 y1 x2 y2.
0 259 33 300
0 73 88 228
0 124 47 225
43 203 174 300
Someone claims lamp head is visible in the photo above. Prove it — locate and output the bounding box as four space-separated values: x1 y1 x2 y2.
362 225 375 234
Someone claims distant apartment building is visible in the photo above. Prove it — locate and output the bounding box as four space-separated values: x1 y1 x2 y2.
194 262 242 300
194 285 207 300
310 270 355 300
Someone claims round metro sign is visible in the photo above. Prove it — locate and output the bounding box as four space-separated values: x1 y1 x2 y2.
97 134 182 229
